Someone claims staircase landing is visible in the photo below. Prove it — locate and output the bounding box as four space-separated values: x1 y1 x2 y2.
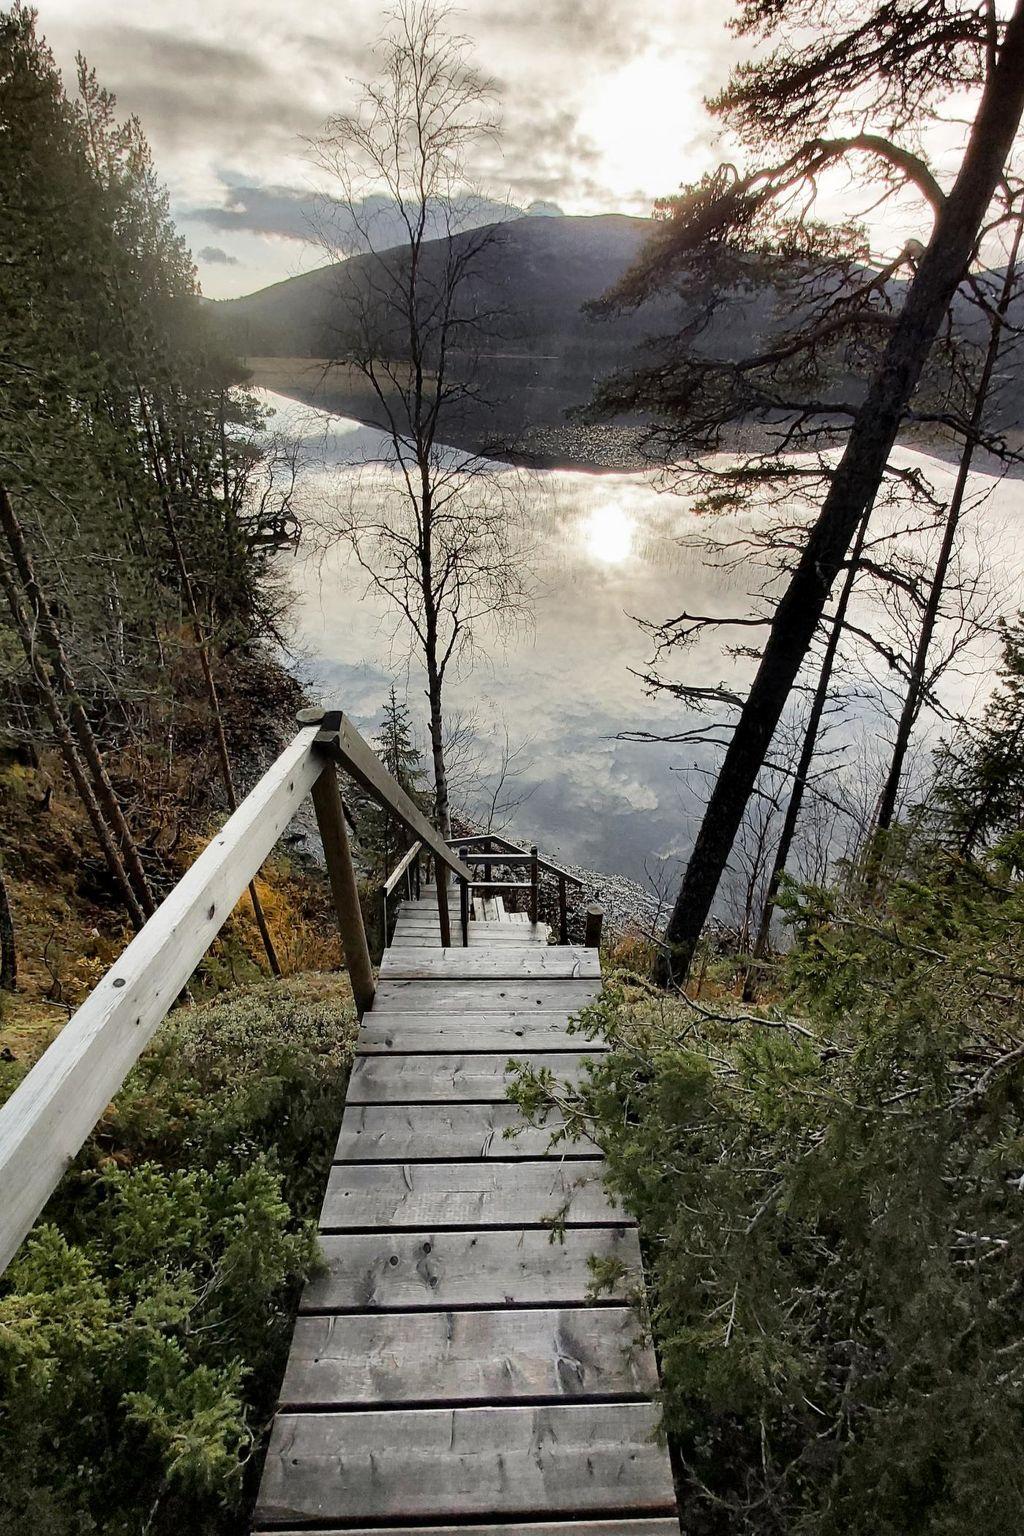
252 896 679 1533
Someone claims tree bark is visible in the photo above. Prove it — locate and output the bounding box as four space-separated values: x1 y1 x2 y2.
657 3 1024 982
742 503 873 999
0 550 147 929
0 858 17 992
0 485 157 921
869 205 1024 870
135 387 282 976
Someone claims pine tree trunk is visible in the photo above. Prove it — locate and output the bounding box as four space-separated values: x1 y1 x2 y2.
0 551 147 929
0 485 157 920
0 858 17 992
870 208 1024 872
135 386 281 976
656 5 1024 983
742 504 873 999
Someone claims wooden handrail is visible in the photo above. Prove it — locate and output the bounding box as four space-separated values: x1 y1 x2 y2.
383 840 422 898
0 725 324 1277
0 709 471 1278
307 711 466 884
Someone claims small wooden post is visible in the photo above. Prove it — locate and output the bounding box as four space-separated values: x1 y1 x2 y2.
529 845 539 925
458 848 471 946
558 875 569 945
459 874 470 946
584 901 604 949
483 837 492 886
310 762 375 1017
414 855 421 900
435 856 451 947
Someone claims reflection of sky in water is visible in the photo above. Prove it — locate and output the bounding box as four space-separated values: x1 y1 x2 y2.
262 391 1024 890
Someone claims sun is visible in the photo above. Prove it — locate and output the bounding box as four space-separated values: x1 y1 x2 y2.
575 51 709 205
584 502 635 563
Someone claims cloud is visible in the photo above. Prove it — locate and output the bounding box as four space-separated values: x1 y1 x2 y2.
73 23 337 155
197 245 240 264
190 180 524 250
476 0 653 63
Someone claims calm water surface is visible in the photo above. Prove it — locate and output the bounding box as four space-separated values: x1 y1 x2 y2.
265 389 1024 889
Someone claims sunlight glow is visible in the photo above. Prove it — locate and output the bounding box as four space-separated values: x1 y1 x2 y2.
574 52 708 205
584 502 634 563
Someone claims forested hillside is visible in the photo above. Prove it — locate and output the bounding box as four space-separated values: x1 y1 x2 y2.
0 6 321 989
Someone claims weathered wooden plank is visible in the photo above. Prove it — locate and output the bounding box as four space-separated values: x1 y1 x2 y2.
321 1159 622 1229
254 1403 676 1523
300 1227 642 1311
387 938 550 953
281 1306 656 1406
390 926 549 941
0 726 324 1276
381 949 599 980
335 1103 595 1160
356 1014 603 1053
372 980 600 1014
348 1051 591 1104
258 1522 681 1535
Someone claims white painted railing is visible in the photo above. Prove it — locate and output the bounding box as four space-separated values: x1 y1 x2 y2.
0 710 468 1277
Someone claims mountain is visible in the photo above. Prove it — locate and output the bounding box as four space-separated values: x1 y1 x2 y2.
213 213 1024 469
213 214 779 465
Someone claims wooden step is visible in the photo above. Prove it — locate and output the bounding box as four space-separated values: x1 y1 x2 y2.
348 1051 592 1104
335 1102 597 1161
356 1013 602 1053
372 979 601 1013
254 1403 676 1525
260 1522 681 1535
320 1159 623 1229
252 900 678 1533
380 948 599 980
279 1305 656 1407
299 1226 643 1311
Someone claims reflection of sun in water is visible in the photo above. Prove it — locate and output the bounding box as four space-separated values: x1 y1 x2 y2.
584 503 634 563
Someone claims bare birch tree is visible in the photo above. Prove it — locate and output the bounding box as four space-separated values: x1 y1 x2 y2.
309 0 530 838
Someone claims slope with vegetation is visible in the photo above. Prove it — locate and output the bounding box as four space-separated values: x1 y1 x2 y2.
513 617 1024 1534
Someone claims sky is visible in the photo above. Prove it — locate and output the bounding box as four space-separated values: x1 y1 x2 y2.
33 0 742 298
33 1 971 301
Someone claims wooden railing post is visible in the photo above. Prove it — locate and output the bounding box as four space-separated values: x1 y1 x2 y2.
585 901 604 949
310 762 375 1017
435 857 452 947
458 849 470 946
558 874 569 945
529 845 539 925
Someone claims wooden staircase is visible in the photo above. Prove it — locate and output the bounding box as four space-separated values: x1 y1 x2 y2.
252 892 680 1532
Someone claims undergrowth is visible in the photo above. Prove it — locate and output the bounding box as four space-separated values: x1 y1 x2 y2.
0 973 355 1536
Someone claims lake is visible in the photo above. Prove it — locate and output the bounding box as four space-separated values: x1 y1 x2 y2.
265 390 1024 905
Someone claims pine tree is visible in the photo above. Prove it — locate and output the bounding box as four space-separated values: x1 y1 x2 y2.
940 617 1024 853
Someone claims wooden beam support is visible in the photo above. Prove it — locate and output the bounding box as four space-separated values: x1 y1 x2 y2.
311 761 375 1017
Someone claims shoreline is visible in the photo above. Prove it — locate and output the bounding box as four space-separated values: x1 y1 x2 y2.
248 357 1024 480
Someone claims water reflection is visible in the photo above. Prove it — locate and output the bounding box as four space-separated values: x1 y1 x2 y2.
583 502 635 563
263 390 1024 892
